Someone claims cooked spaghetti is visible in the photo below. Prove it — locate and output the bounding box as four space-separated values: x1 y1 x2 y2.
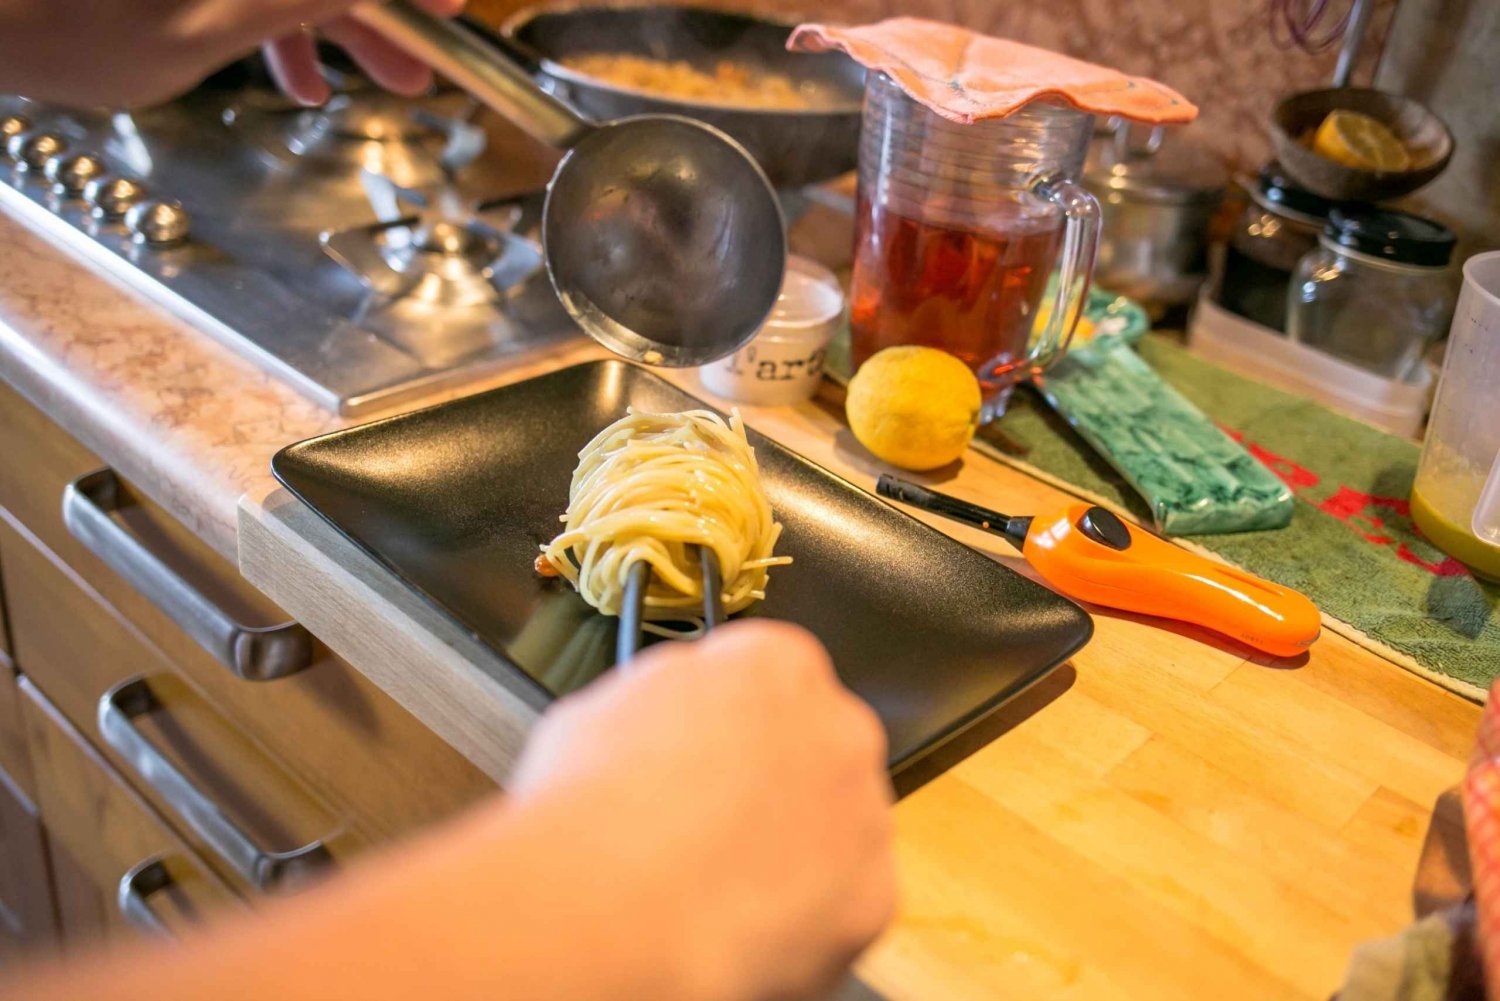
539 409 791 621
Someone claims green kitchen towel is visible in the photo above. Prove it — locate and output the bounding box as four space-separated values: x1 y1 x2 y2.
1035 338 1294 535
975 336 1499 697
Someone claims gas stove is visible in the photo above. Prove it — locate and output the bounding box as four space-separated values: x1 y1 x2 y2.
0 81 579 415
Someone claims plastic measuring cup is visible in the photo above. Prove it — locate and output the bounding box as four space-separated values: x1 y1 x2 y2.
1411 251 1500 581
1475 459 1500 547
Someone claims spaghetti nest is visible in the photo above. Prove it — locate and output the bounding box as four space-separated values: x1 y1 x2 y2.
540 409 792 620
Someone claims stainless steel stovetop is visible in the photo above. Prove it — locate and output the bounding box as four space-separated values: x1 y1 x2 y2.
0 84 581 415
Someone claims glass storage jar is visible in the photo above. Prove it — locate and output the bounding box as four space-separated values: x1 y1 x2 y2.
1215 162 1342 333
1287 207 1456 380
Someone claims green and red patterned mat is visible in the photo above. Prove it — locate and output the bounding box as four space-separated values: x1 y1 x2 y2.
973 336 1499 698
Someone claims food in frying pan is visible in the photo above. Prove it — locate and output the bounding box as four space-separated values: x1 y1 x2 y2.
538 409 792 622
559 52 822 109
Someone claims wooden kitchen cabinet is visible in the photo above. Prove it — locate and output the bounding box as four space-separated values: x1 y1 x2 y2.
0 529 53 960
0 763 54 959
0 380 495 846
0 375 497 952
0 545 29 802
0 540 10 656
19 677 241 947
0 660 33 807
0 512 356 894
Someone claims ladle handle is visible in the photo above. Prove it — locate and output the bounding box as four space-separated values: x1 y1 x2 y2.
350 2 592 149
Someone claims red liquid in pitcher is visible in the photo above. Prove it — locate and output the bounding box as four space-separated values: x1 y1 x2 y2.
849 194 1062 393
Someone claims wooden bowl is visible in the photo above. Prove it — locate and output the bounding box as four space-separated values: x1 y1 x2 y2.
1270 87 1453 202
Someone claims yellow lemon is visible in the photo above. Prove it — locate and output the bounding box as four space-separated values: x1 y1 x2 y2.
1312 110 1411 172
846 346 982 471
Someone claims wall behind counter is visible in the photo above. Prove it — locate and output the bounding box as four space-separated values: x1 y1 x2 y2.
1376 0 1500 259
466 0 1393 171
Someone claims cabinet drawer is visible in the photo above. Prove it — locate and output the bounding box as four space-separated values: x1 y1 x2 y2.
0 539 33 801
18 678 239 947
0 655 32 803
0 515 350 895
0 380 494 836
0 378 105 569
0 537 10 657
0 763 54 956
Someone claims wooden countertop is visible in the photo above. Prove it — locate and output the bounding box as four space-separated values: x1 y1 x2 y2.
0 199 1483 1001
754 398 1479 999
697 395 1482 1001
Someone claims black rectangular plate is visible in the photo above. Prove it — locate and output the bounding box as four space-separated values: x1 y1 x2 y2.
272 361 1093 771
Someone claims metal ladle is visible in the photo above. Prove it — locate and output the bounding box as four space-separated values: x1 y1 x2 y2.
350 2 788 366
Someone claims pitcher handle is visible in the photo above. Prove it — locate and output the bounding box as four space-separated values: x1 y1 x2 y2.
1026 175 1101 376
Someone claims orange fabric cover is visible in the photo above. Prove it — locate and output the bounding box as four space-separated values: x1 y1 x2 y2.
789 17 1197 125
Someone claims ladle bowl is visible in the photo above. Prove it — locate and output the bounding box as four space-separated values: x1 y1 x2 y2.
351 2 786 365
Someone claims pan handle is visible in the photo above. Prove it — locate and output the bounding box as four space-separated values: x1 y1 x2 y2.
454 13 546 76
350 2 592 149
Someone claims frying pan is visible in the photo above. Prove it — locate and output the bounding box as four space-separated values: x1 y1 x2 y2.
467 4 866 188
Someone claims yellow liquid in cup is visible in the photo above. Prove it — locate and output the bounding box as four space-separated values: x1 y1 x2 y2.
1411 484 1500 583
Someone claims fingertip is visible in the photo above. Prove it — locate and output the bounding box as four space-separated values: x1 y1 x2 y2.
699 619 838 684
387 66 436 98
322 17 438 97
262 35 331 107
711 617 824 653
851 695 890 767
294 80 333 107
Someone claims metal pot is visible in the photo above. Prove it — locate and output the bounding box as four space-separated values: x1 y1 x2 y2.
1084 122 1227 312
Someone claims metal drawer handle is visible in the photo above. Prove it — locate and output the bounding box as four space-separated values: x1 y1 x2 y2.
99 677 332 892
117 858 175 937
63 469 312 681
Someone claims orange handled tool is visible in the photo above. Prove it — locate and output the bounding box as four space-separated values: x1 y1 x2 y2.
877 476 1321 658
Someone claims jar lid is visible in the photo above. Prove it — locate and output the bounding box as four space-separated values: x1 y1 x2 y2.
1323 207 1456 268
1254 161 1343 222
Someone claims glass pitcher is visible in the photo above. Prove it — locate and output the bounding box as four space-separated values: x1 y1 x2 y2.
1411 250 1500 581
848 72 1101 419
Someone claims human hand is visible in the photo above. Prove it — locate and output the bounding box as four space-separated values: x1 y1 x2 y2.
0 0 463 109
260 0 464 107
508 621 896 1001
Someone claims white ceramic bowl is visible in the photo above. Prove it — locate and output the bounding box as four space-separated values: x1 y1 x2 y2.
699 256 845 406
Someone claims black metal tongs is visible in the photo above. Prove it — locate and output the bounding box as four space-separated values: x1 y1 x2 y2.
615 547 726 665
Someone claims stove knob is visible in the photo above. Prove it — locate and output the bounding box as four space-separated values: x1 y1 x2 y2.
124 198 191 247
9 131 68 172
44 151 108 198
0 114 31 160
84 175 148 221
